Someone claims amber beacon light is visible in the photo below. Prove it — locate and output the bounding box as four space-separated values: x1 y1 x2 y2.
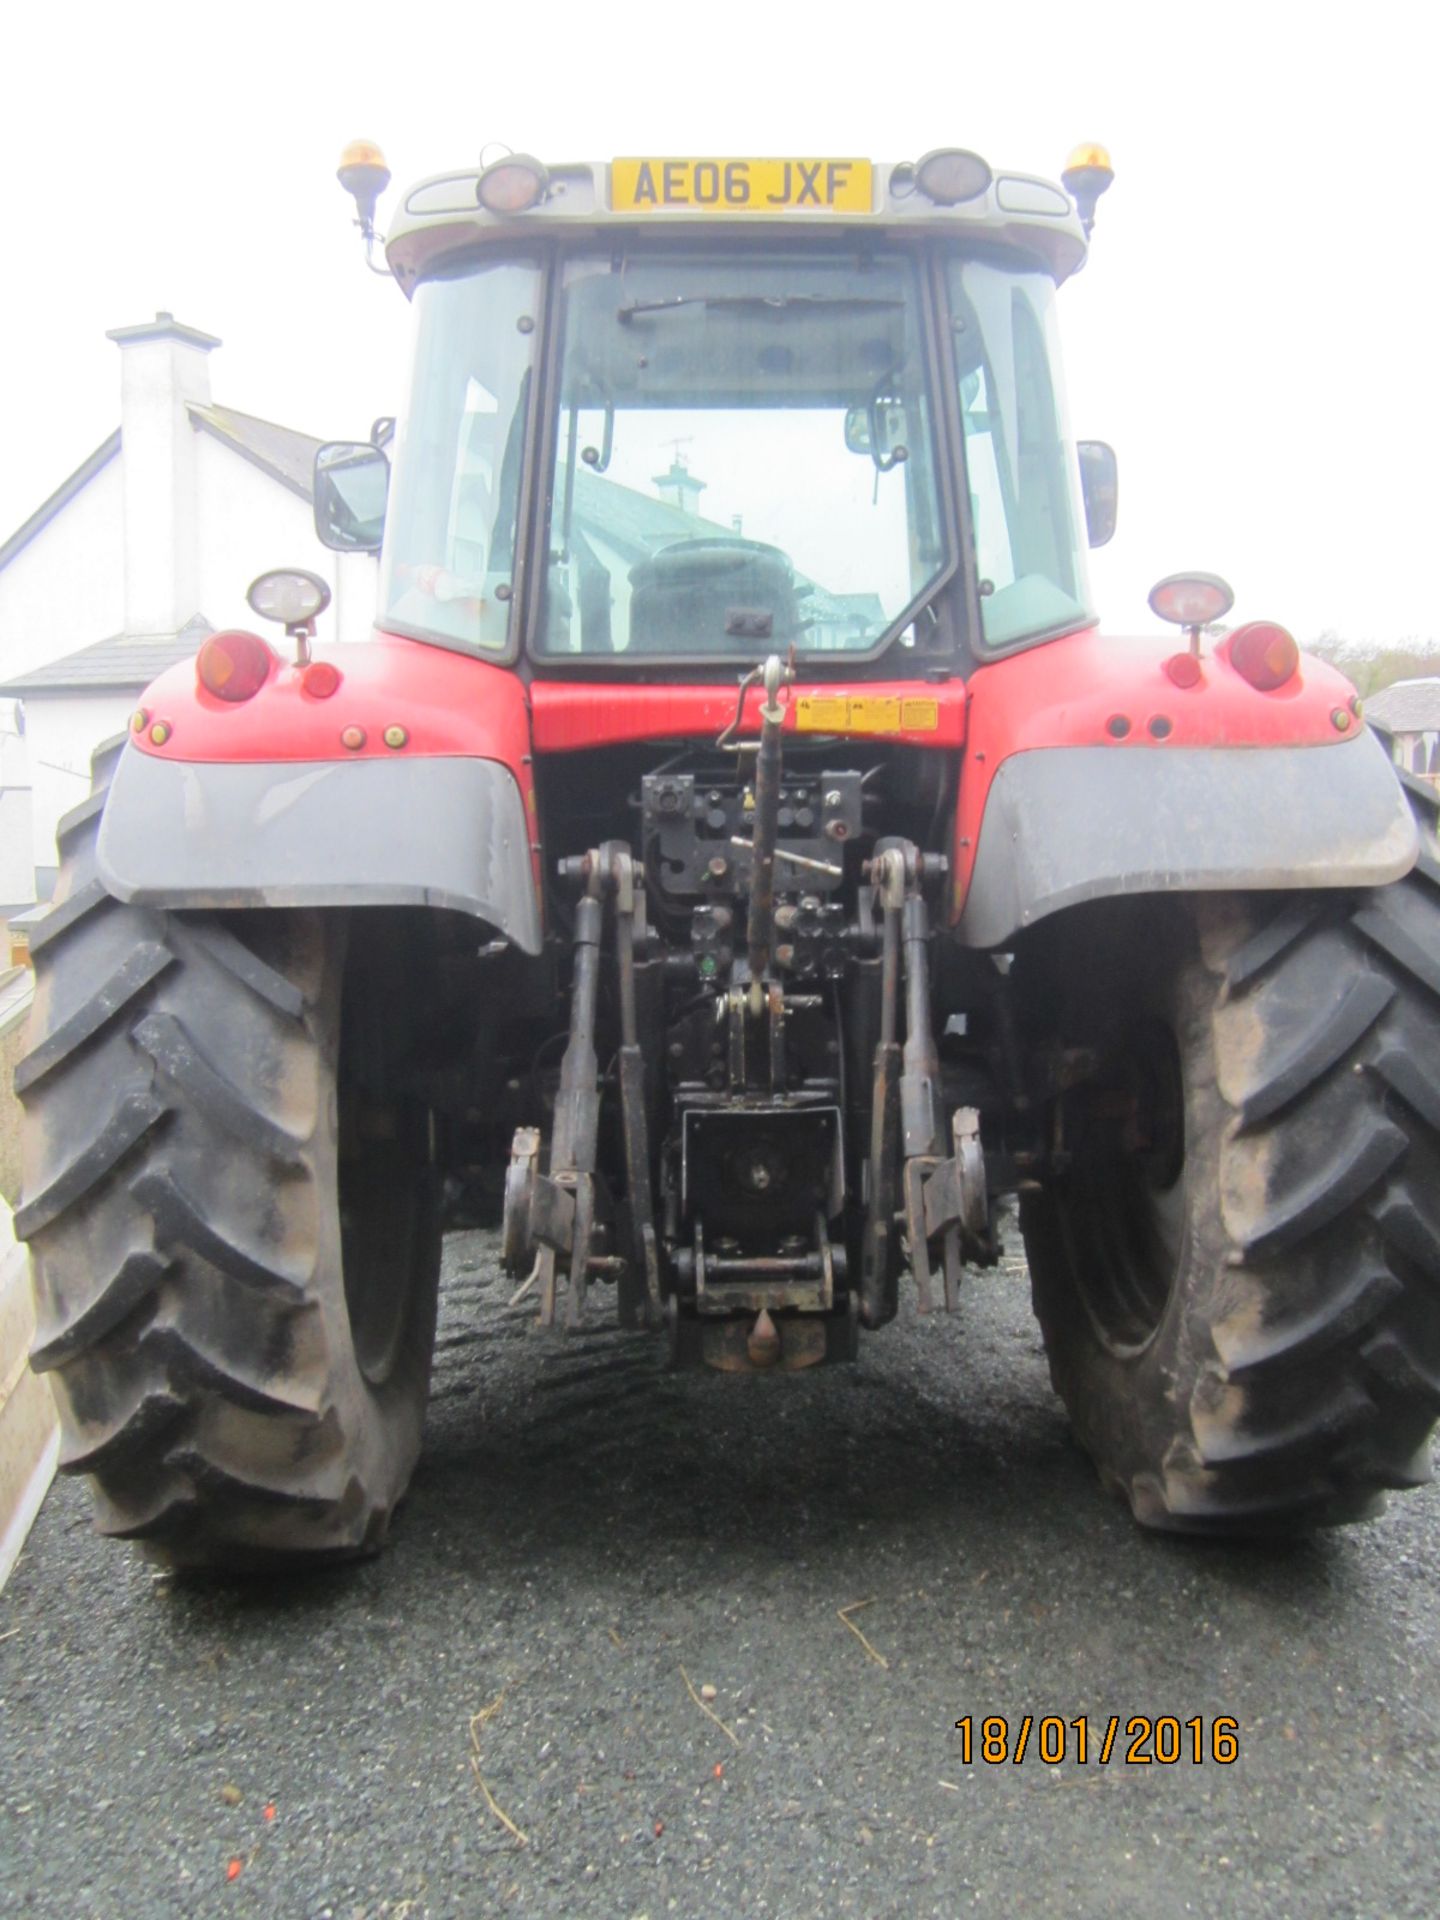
337 140 391 238
1062 142 1114 235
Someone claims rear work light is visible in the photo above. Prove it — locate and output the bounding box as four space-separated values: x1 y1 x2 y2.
1148 573 1234 629
477 155 548 214
1227 621 1300 692
914 148 993 206
197 630 275 702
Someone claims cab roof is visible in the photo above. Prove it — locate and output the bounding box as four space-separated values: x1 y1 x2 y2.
383 156 1089 295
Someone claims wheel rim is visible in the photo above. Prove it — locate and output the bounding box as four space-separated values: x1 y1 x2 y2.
1064 1018 1187 1355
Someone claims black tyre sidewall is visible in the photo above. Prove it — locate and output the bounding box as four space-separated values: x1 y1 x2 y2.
305 912 443 1548
1021 898 1230 1519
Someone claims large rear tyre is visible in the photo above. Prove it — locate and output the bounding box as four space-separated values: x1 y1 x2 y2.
17 740 441 1568
1019 811 1440 1534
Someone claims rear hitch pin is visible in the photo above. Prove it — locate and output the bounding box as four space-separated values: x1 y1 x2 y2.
744 652 794 1017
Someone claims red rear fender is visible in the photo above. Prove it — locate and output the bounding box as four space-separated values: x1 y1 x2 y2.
953 628 1400 939
131 633 534 775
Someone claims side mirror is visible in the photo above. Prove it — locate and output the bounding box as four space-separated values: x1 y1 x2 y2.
1077 440 1118 547
314 441 389 554
844 398 908 472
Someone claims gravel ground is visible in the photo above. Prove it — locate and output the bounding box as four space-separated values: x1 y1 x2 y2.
3 1225 1439 1919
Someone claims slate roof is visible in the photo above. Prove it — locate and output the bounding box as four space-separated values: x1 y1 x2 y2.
0 402 321 582
0 617 211 695
571 466 728 559
187 404 323 501
1364 679 1440 735
0 431 122 576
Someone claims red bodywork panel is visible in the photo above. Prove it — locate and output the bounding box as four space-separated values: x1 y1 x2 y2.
132 634 533 767
132 638 967 763
952 626 1362 915
529 678 967 752
131 623 1362 930
131 634 541 890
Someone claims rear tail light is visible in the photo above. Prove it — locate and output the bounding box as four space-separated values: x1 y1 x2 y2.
197 630 275 702
1227 621 1299 692
302 660 342 699
1162 652 1203 688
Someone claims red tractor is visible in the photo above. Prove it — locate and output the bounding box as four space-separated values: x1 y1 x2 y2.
19 143 1440 1566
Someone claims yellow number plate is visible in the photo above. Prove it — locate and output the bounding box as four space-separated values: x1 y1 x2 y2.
611 158 872 214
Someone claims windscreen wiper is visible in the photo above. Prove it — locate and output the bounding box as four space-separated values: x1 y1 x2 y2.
617 294 903 323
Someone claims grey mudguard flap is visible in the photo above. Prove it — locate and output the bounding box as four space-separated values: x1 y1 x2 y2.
97 752 542 955
959 733 1418 950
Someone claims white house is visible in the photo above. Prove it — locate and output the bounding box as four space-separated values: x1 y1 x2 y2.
1365 679 1440 787
0 313 377 903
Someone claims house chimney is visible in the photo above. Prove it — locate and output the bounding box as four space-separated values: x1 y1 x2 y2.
106 312 221 635
652 452 706 517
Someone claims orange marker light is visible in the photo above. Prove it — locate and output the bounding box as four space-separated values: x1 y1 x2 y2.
341 726 366 751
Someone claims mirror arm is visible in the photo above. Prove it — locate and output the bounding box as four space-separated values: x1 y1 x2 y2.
867 389 909 474
559 408 580 562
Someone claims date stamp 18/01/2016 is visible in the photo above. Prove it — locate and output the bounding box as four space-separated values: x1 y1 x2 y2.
954 1715 1239 1767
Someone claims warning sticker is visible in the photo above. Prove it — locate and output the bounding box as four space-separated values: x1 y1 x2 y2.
794 694 940 734
794 695 849 731
845 698 902 732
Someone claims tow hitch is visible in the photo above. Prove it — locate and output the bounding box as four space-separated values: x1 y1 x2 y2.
502 654 990 1369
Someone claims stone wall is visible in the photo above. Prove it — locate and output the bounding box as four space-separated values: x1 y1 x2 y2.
0 973 55 1592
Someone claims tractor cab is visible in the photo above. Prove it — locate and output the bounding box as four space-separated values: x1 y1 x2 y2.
322 148 1116 675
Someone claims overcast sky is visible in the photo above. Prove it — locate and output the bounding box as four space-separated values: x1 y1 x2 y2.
5 0 1434 649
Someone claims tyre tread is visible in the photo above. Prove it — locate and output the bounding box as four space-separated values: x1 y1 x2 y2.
15 1089 167 1239
14 941 174 1092
132 1011 305 1164
26 877 111 958
184 918 308 1020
